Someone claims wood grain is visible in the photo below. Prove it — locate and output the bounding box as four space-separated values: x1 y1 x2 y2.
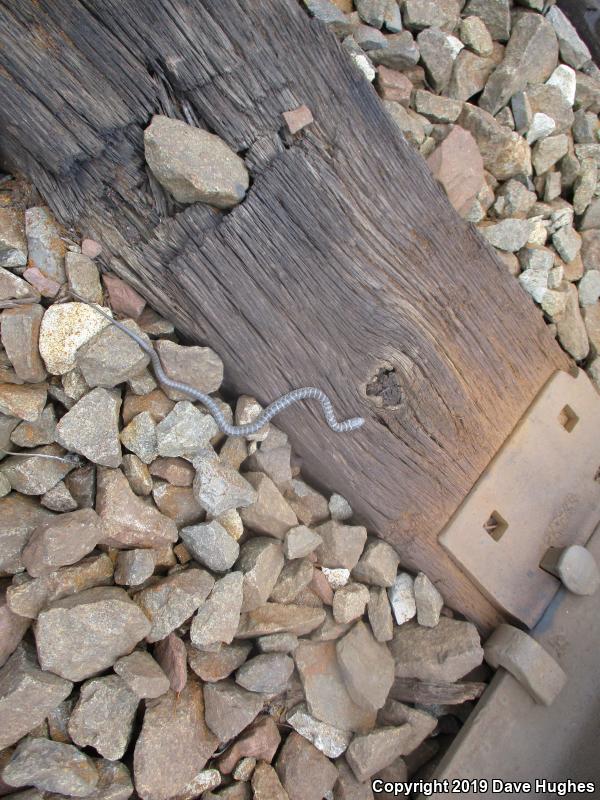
0 0 571 629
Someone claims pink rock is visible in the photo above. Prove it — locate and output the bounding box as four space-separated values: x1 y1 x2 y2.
81 239 102 259
310 568 334 606
376 66 413 106
23 267 62 298
283 105 314 134
426 126 485 217
154 633 188 693
102 274 146 319
219 715 282 774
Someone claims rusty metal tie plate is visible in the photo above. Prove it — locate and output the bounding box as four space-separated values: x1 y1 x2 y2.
439 368 600 628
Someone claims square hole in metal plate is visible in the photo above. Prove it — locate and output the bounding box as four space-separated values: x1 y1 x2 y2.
483 511 508 542
558 404 579 433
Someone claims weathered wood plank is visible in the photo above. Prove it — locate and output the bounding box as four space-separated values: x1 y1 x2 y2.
0 0 571 629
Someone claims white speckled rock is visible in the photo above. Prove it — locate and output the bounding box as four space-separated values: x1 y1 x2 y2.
38 303 112 375
286 703 351 758
144 115 249 208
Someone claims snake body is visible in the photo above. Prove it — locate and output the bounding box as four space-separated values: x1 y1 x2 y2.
70 293 364 437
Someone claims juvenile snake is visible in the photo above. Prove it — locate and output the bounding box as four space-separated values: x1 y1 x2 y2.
69 292 365 437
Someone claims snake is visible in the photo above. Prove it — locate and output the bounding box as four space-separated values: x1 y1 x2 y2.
68 292 365 437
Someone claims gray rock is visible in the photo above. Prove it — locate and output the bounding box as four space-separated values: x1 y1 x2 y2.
333 583 370 624
295 640 376 733
134 568 214 643
1 304 46 383
479 13 558 116
329 493 353 521
270 558 314 604
391 617 483 681
3 738 98 797
74 759 133 800
448 46 503 103
244 444 292 486
239 472 298 539
315 521 367 570
283 525 323 559
144 115 248 208
0 208 27 268
556 284 590 361
370 32 420 71
413 91 462 124
133 676 218 800
532 134 569 175
462 0 510 41
192 449 256 516
114 549 155 587
0 587 29 667
337 621 394 711
367 586 394 642
285 479 329 526
24 207 66 284
479 219 531 252
417 27 460 93
256 633 299 653
352 539 399 587
388 572 416 625
0 493 56 574
119 412 157 465
581 198 600 232
573 158 598 216
579 270 600 306
414 572 443 627
460 15 493 56
65 252 103 304
154 338 223 400
203 680 264 743
187 641 251 683
6 404 56 454
190 571 244 648
38 302 112 376
156 402 218 458
68 675 139 760
383 101 427 146
345 727 411 782
236 603 326 638
275 732 338 800
77 321 150 389
55 388 121 467
6 554 113 619
95 467 177 549
342 36 377 83
41 481 78 512
181 520 239 572
493 179 537 218
20 509 103 578
0 266 39 306
303 0 348 26
114 651 170 699
527 85 573 136
402 0 460 32
0 384 47 423
552 225 581 264
0 445 75 496
355 0 387 28
458 104 531 180
237 537 284 612
287 703 351 758
0 642 72 748
35 586 152 681
236 653 294 694
546 6 591 70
